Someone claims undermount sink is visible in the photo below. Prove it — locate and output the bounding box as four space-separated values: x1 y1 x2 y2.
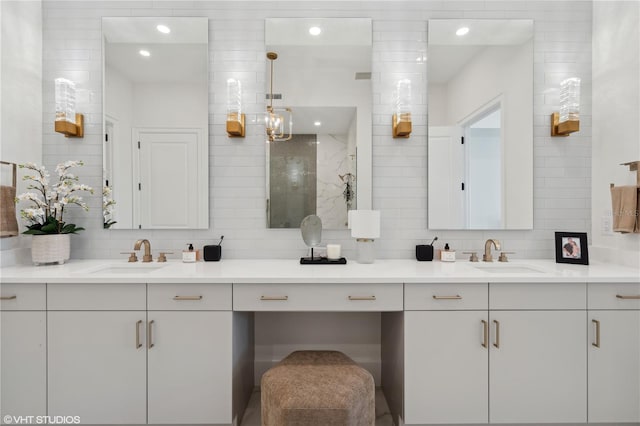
87 264 167 274
471 264 545 274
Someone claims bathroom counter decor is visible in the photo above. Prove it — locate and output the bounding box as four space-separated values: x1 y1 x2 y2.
1 259 637 284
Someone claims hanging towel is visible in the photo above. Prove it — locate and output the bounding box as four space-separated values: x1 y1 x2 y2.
610 185 640 233
0 161 19 237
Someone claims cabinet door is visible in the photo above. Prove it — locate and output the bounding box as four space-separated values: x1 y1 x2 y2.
489 311 586 423
1 312 46 421
48 312 147 424
405 311 489 424
589 310 640 422
147 311 232 424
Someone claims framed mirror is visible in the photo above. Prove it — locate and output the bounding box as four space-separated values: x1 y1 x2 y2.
102 17 209 229
265 18 372 229
427 20 534 230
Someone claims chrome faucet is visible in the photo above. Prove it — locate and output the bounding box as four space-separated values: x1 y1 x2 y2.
483 239 501 262
134 239 153 262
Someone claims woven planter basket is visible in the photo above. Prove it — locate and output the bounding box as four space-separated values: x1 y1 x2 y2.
31 234 71 265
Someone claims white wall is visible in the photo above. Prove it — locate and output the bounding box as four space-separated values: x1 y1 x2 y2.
430 41 534 229
591 0 640 268
40 1 592 262
0 0 42 266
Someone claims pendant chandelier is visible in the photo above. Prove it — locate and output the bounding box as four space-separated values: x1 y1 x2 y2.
266 52 293 142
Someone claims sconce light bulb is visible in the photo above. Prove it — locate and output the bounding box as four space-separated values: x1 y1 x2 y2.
309 26 322 36
456 27 470 36
156 24 170 34
54 78 76 124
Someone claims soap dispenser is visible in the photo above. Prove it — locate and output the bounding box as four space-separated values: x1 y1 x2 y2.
183 244 197 263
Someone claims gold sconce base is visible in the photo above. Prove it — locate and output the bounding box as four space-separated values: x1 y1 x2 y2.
550 112 579 137
54 113 84 138
226 113 246 137
392 113 412 138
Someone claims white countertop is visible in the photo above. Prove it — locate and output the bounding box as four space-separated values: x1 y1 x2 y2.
1 259 638 284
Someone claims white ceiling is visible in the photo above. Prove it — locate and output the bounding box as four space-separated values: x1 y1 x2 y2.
428 19 533 84
103 17 208 84
290 106 356 134
266 18 371 46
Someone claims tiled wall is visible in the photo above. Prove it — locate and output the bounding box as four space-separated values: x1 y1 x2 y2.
41 0 592 260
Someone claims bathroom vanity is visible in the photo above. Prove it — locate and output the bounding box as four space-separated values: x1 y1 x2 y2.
1 259 638 426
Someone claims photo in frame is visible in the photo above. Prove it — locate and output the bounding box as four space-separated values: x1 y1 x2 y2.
555 232 589 265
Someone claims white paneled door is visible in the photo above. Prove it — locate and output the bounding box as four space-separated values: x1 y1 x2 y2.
134 128 204 229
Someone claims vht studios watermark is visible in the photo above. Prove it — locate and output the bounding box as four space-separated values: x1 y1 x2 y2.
3 415 80 425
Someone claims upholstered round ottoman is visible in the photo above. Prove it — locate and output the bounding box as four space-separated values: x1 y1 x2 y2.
261 350 375 426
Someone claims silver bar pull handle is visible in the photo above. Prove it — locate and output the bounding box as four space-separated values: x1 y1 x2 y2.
173 295 203 301
0 295 17 300
592 319 601 348
348 295 376 301
135 320 143 349
148 320 155 349
260 296 288 301
432 295 462 300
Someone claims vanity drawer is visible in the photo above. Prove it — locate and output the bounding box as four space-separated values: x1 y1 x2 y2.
0 283 46 310
233 283 403 311
405 283 487 310
48 283 146 310
588 283 640 310
148 283 232 310
490 283 586 310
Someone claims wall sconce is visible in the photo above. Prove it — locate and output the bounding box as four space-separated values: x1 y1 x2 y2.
54 78 84 138
266 52 293 142
392 78 412 138
348 209 381 264
226 78 245 138
551 77 581 137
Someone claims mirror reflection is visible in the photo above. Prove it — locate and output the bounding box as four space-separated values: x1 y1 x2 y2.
428 19 533 230
265 18 372 229
102 17 209 229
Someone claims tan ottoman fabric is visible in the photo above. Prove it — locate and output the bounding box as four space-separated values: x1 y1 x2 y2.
261 350 375 426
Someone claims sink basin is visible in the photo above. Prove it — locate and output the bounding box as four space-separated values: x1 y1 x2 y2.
87 264 167 274
471 264 545 274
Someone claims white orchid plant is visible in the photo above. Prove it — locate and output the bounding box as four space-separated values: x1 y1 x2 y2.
15 161 94 234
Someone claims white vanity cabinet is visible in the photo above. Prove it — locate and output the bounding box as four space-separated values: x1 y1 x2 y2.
488 283 587 424
47 283 233 425
587 283 640 423
146 283 232 425
47 284 147 424
404 282 587 425
0 284 47 422
404 283 489 424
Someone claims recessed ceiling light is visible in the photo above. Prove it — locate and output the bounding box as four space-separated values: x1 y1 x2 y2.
314 121 322 126
139 49 151 57
309 26 322 36
156 24 171 34
456 27 470 36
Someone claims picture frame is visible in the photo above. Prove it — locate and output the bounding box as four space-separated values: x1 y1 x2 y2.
555 232 589 265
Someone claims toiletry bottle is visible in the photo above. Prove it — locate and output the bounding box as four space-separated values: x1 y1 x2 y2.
183 244 197 263
441 243 456 262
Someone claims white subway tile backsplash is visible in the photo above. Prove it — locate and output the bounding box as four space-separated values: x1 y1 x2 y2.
39 0 591 260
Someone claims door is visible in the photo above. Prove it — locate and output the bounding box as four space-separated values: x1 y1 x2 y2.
134 128 202 229
404 311 489 424
147 312 232 424
489 311 587 423
48 312 147 424
589 310 640 422
1 312 46 421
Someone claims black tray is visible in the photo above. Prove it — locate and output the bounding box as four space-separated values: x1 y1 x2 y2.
300 257 347 265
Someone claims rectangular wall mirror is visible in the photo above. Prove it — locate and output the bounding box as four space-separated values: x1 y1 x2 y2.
102 17 209 229
427 20 533 230
265 18 372 229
